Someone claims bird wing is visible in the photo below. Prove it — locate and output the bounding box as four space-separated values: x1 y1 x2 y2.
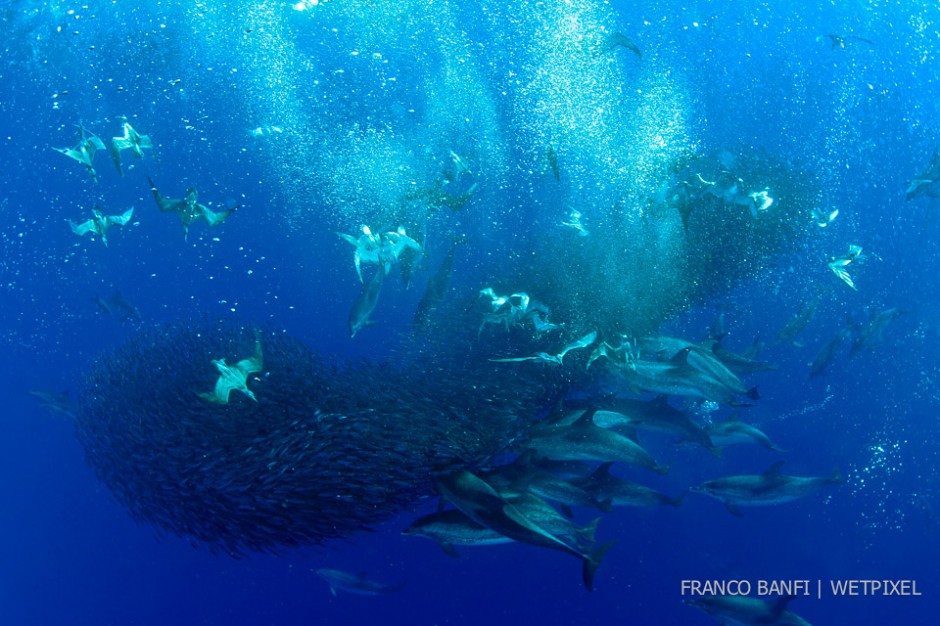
54 146 85 164
199 204 232 226
236 336 263 375
68 219 96 237
109 207 134 226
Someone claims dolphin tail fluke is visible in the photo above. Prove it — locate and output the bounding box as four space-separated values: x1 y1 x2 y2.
669 490 689 507
829 467 843 484
578 518 601 546
582 540 616 592
653 463 670 475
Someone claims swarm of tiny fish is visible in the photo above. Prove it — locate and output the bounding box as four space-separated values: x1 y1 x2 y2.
74 320 558 555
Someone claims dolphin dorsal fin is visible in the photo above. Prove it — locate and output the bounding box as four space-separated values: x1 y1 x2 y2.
590 462 615 482
651 394 672 410
668 347 691 367
769 594 796 616
573 407 598 428
764 460 786 476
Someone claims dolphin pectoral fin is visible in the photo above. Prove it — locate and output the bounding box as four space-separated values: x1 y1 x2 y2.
438 542 461 559
669 490 689 507
138 134 154 151
582 540 616 592
763 460 785 477
724 502 743 517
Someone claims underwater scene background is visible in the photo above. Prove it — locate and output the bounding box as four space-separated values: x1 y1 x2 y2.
1 0 939 624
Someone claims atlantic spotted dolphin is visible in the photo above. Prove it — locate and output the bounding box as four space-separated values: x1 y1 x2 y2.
435 470 614 591
523 409 668 474
906 147 940 200
574 463 684 508
706 419 785 452
691 461 841 516
316 569 404 596
602 32 642 58
685 594 812 626
404 494 600 558
820 34 874 50
348 268 385 338
94 289 142 322
412 237 463 334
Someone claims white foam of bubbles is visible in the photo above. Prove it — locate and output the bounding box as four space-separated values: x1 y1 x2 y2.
848 439 909 536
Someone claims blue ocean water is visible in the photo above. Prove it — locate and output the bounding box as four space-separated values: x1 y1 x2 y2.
1 1 938 624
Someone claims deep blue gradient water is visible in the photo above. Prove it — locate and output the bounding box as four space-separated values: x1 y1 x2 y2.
2 1 939 624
